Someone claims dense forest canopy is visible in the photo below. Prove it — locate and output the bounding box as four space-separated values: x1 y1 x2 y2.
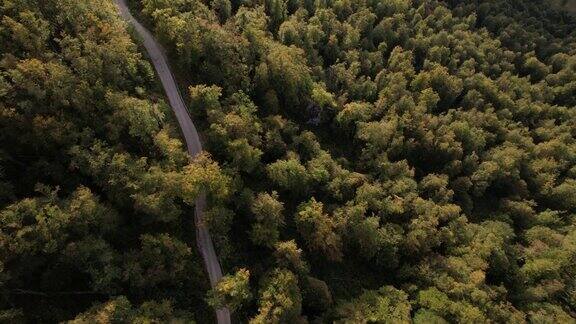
552 0 576 14
1 0 576 322
0 0 229 322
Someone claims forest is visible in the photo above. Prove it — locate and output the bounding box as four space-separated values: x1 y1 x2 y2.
1 0 576 322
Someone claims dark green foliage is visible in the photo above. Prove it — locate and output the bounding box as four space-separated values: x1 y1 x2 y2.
137 0 576 321
0 0 229 321
3 0 576 322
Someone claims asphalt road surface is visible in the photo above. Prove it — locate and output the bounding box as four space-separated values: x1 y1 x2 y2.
114 1 231 323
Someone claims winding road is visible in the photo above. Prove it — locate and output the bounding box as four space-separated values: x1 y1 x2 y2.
114 1 231 323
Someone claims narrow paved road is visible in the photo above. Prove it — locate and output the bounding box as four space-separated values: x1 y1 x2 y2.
114 1 231 323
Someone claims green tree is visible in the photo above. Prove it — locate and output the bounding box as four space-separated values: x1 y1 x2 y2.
251 268 302 324
273 240 310 274
257 44 313 110
336 286 411 323
250 191 285 247
295 198 343 261
123 234 193 289
208 268 252 312
267 157 310 193
70 296 195 323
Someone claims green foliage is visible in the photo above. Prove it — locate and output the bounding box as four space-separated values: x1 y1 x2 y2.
4 0 576 321
267 157 310 193
251 268 302 323
302 276 333 314
105 92 165 142
295 198 343 261
70 296 195 323
250 191 285 247
208 268 252 312
137 0 576 320
0 0 227 320
335 286 412 323
123 234 193 289
273 240 310 275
